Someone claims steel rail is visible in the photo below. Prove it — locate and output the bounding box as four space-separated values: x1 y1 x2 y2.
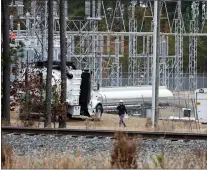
2 126 207 140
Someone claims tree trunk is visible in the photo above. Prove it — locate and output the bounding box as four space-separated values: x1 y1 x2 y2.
44 0 54 128
59 0 67 128
2 0 11 124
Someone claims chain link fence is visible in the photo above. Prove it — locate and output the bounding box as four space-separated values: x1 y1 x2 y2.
101 73 207 91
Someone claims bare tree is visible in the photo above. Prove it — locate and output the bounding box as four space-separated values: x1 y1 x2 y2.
44 0 54 127
2 0 11 124
59 0 67 128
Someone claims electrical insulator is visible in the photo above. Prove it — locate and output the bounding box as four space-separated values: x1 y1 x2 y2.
17 23 20 37
10 15 14 31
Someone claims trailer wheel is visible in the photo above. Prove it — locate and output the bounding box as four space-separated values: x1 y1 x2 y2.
95 104 103 120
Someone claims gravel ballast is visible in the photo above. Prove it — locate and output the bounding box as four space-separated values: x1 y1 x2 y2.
2 134 207 164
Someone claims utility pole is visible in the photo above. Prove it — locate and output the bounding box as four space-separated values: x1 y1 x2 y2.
2 0 11 124
59 0 67 128
44 0 53 128
152 0 160 129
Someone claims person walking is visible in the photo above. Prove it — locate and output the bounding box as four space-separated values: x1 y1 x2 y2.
117 100 127 127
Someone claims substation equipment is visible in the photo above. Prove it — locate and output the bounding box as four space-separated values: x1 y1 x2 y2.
8 0 207 118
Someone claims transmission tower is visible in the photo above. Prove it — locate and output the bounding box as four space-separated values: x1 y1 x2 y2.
201 1 207 32
189 1 199 91
137 0 171 86
128 0 138 86
140 0 171 32
173 0 184 91
110 0 126 32
110 37 120 86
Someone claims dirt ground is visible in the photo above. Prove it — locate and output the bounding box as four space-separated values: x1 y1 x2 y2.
8 109 207 133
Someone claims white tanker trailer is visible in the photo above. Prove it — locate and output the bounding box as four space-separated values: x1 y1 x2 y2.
92 86 174 113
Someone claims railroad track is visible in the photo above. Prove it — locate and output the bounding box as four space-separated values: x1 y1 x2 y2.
2 126 207 140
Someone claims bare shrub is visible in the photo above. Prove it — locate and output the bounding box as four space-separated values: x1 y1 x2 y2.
156 120 176 131
145 118 152 128
111 132 139 169
10 60 68 125
11 63 45 122
2 120 10 126
84 117 103 129
21 120 35 127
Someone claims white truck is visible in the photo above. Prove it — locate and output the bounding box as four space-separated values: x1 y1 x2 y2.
36 61 104 119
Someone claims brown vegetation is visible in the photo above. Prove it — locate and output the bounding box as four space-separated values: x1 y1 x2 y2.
1 144 13 168
145 117 152 128
111 132 139 169
151 149 207 169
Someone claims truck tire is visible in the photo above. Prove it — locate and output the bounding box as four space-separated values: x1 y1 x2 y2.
67 105 72 119
95 104 103 120
67 113 72 119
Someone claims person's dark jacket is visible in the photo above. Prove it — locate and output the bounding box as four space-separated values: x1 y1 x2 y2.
117 104 127 116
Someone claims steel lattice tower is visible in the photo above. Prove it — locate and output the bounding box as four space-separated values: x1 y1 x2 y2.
110 0 126 32
189 1 199 90
201 1 207 33
174 1 184 91
128 0 138 86
136 0 171 86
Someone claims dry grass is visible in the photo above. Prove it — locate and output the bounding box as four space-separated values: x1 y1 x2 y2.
2 120 10 126
84 117 104 129
1 144 13 168
150 149 207 169
1 145 110 169
145 118 152 128
4 152 85 169
6 109 207 133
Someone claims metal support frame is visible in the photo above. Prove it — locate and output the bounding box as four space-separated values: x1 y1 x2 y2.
174 1 184 91
189 20 198 90
110 37 120 86
189 1 199 91
110 0 126 32
159 35 167 86
201 1 207 33
138 0 172 87
128 1 138 86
